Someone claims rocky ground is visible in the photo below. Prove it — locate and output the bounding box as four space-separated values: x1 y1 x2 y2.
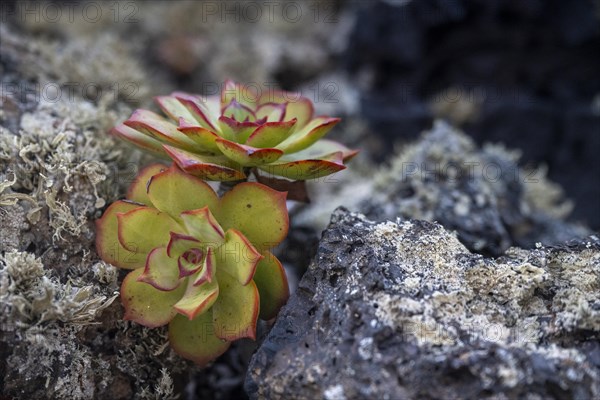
1 1 598 399
247 209 599 399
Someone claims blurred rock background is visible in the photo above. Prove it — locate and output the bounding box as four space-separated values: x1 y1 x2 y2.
1 0 598 398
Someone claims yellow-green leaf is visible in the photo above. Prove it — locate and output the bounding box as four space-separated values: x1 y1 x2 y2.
253 251 289 320
168 313 230 366
121 268 185 328
117 207 179 253
216 229 263 285
212 270 259 340
126 163 168 205
95 200 147 270
174 275 219 320
180 207 225 246
216 183 289 251
137 247 181 291
146 164 219 219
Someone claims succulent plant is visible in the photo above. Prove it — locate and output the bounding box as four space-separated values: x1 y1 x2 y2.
95 163 289 365
112 80 357 182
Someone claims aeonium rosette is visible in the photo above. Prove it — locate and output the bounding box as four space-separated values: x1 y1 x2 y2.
112 80 357 182
95 164 289 365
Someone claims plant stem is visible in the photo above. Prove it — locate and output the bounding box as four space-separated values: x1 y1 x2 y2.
217 168 251 196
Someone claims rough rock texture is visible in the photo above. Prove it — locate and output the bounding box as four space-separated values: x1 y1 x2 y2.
246 208 600 399
360 121 589 256
0 23 194 399
347 0 600 229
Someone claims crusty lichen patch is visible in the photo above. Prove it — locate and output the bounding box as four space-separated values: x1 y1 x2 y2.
361 120 589 255
0 23 189 399
366 220 599 349
247 209 600 399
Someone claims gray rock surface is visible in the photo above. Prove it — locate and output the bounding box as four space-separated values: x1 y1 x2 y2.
360 121 589 256
246 208 600 399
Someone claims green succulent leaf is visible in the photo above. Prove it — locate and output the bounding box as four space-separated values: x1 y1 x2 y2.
180 206 225 246
117 207 179 253
220 79 256 110
216 229 263 286
258 151 346 180
172 93 218 131
126 163 168 205
177 118 222 154
222 99 256 123
163 145 246 181
244 119 297 149
111 124 167 156
255 102 286 122
215 138 284 167
259 91 314 129
212 270 259 341
217 116 257 143
146 164 219 219
298 138 359 161
95 200 148 270
173 274 219 320
193 247 215 286
121 268 186 327
216 182 289 251
276 117 341 154
253 251 289 320
155 95 199 123
137 247 181 291
124 109 200 151
168 312 230 366
167 232 201 258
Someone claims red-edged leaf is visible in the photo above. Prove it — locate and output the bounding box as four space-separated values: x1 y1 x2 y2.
177 118 222 154
173 92 218 131
216 182 289 251
137 247 181 291
276 117 341 154
121 268 185 328
126 163 168 205
253 251 289 320
258 151 346 180
193 247 215 286
215 138 283 167
146 164 219 219
217 116 259 143
220 79 258 110
95 200 147 270
123 109 199 151
155 95 198 123
111 124 166 156
163 145 246 181
244 119 297 148
117 206 178 253
299 139 359 161
168 313 230 366
167 232 201 258
216 229 263 286
173 275 219 320
221 99 256 123
212 270 259 340
259 91 314 129
178 248 204 277
255 102 287 122
180 207 225 246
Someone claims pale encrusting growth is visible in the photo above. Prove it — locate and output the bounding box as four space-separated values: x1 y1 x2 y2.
0 24 188 399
